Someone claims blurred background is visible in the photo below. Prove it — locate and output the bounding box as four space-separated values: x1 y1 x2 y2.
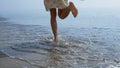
0 0 120 28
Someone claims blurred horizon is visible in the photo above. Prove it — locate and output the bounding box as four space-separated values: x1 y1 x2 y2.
0 0 120 28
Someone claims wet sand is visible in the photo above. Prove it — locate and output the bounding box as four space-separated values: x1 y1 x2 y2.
0 51 7 58
0 57 21 68
0 51 40 68
0 51 21 68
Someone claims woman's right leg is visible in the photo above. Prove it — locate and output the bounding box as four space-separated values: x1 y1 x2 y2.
58 7 70 19
58 2 78 19
50 8 58 42
69 2 78 17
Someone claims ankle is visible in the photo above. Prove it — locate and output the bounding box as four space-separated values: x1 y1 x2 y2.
69 2 78 17
54 36 58 42
69 2 73 10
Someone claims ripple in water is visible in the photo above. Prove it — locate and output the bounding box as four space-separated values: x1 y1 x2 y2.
1 36 120 68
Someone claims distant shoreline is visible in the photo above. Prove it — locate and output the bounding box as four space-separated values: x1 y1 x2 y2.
0 16 7 21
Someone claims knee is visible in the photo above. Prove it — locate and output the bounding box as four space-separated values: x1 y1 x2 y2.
51 18 56 23
59 15 66 19
51 15 57 23
58 9 66 19
51 14 56 20
58 8 70 19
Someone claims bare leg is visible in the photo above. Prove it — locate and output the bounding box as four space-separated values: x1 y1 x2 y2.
58 7 70 19
50 8 58 42
69 2 78 17
58 2 78 19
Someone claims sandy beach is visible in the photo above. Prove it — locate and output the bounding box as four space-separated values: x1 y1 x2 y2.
0 51 42 68
0 55 39 68
0 51 23 68
0 53 22 68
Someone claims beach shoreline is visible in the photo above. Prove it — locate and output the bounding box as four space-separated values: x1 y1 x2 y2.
0 16 120 68
0 51 39 68
0 51 8 58
0 51 22 68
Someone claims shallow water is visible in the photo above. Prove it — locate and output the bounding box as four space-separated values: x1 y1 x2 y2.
0 19 120 68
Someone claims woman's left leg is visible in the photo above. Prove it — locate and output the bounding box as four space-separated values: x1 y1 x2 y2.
50 8 58 42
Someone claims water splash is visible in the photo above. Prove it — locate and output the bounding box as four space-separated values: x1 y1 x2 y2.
1 36 93 68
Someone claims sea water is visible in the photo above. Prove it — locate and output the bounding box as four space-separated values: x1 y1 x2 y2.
0 9 120 68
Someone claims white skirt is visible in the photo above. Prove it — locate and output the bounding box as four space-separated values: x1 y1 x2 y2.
44 0 69 11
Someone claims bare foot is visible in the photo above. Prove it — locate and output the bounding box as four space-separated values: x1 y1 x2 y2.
69 2 78 18
53 38 58 45
53 37 58 44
